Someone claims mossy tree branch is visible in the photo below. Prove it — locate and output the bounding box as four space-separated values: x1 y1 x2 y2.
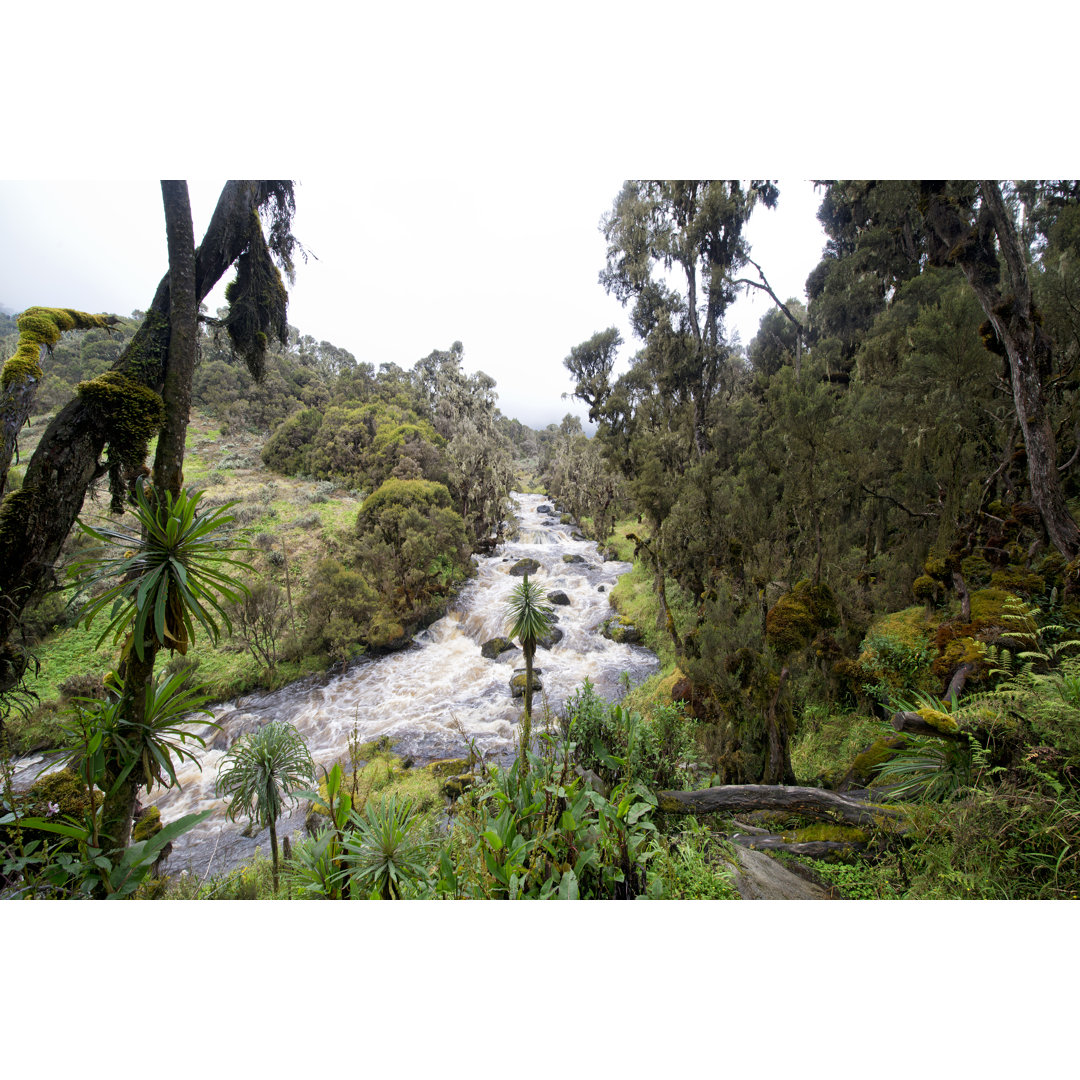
0 182 297 694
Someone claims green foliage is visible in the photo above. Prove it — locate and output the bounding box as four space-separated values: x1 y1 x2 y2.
69 479 253 661
216 720 315 834
343 795 430 899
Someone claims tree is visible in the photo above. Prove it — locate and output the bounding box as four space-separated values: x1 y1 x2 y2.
600 180 778 455
504 573 554 760
216 720 316 894
918 180 1080 560
564 327 622 424
0 181 299 698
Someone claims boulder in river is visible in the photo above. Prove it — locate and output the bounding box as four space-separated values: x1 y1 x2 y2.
537 504 554 515
549 590 571 606
510 558 541 577
510 670 544 698
536 626 564 650
601 616 642 644
562 554 586 564
481 636 518 659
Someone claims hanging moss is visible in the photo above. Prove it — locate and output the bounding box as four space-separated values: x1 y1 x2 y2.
224 212 289 381
76 372 164 508
2 307 114 389
765 579 839 655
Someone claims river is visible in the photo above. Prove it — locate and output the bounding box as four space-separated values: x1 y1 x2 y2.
56 492 658 880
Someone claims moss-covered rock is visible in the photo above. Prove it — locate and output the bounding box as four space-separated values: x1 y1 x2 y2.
601 615 642 645
509 558 541 577
548 590 571 606
480 636 517 659
510 670 543 698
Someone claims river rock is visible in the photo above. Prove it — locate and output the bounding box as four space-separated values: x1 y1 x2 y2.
481 636 518 659
537 504 554 515
549 590 571 606
536 626 564 650
510 558 541 576
601 616 642 644
597 585 606 592
510 670 543 698
562 554 586 564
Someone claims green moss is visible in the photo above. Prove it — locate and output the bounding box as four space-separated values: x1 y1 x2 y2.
989 567 1045 595
780 824 868 844
960 555 993 587
849 735 909 784
2 307 113 389
76 371 165 466
765 579 839 655
923 554 947 581
132 805 162 842
915 706 960 734
912 574 937 602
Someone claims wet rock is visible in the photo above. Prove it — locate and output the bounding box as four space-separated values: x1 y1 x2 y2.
560 513 573 525
601 616 642 644
510 557 541 577
441 774 475 800
549 590 571 606
537 627 564 650
481 636 518 659
537 504 554 515
597 585 606 592
562 554 586 564
571 532 586 541
510 670 544 698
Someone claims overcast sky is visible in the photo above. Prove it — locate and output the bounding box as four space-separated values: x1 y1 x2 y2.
0 177 826 428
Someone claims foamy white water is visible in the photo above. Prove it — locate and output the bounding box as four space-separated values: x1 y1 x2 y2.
35 494 659 879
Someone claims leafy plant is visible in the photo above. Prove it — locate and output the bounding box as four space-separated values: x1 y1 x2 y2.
343 794 430 899
69 478 253 661
216 720 315 894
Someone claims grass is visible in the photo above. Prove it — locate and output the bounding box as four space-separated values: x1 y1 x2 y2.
6 410 368 751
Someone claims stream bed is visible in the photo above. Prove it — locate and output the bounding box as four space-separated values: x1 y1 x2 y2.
32 493 659 880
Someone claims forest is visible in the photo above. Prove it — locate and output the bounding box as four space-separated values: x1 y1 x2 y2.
2 179 1080 901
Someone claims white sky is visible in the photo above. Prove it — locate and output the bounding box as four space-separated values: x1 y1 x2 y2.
0 177 827 428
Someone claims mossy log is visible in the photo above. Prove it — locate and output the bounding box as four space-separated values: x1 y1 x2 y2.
656 784 900 828
890 710 968 741
730 833 866 858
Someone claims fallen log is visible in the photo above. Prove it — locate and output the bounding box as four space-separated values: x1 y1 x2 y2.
891 710 968 741
730 833 866 858
656 784 900 827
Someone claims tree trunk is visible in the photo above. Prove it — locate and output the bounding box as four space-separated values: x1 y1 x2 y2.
656 783 901 827
0 181 274 693
154 181 198 501
270 816 279 895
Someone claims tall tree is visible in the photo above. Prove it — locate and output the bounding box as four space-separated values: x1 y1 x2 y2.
600 180 778 455
919 180 1080 560
0 181 299 698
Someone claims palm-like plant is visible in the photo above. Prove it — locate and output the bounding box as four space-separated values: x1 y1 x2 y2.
505 573 554 758
216 720 316 894
70 477 253 661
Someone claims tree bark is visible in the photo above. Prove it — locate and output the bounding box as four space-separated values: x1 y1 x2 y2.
0 181 272 691
655 784 900 827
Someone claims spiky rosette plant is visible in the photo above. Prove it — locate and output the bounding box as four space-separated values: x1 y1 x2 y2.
505 573 554 760
216 720 316 894
69 477 253 661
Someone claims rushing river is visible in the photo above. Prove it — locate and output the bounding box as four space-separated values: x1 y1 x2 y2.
14 493 657 880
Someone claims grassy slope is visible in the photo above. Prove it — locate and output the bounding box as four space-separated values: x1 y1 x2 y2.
9 410 364 752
